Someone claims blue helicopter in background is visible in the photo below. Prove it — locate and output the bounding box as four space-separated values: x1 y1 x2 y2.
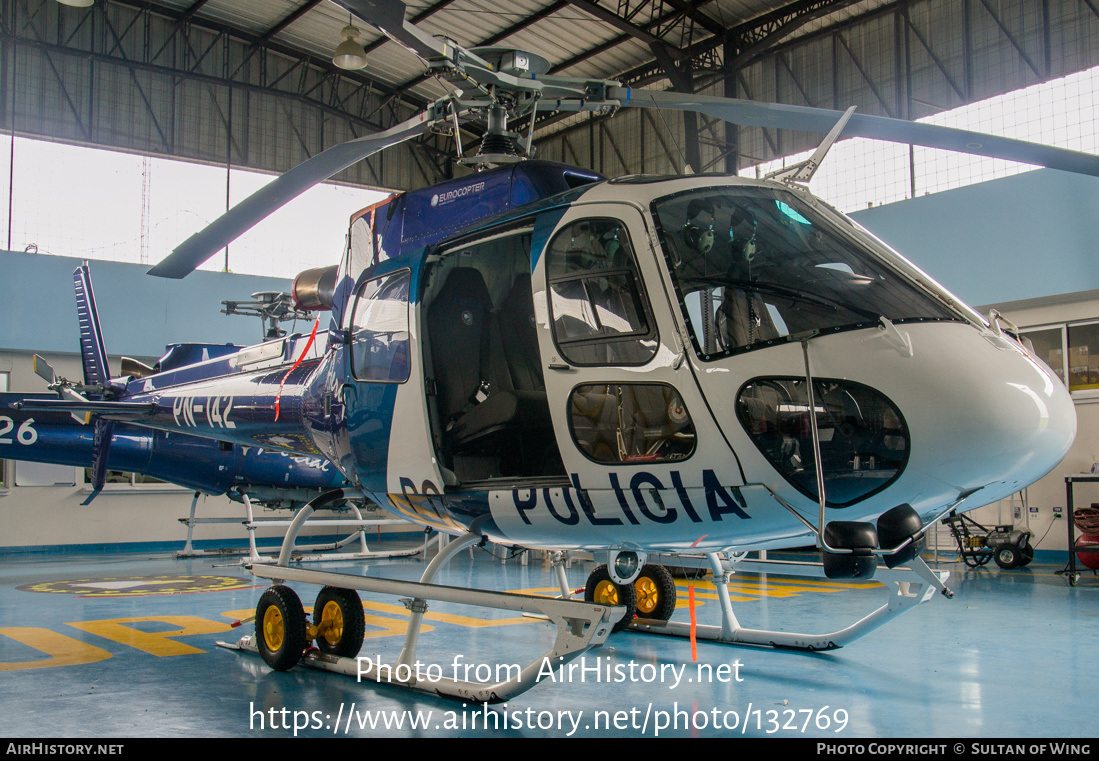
1 263 352 509
13 0 1092 701
0 264 426 562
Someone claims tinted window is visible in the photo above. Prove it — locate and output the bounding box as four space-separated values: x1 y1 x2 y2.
546 218 657 366
737 377 909 507
349 270 411 383
570 383 695 464
651 187 960 359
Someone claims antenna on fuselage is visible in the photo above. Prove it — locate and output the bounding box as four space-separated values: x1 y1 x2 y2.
765 105 857 185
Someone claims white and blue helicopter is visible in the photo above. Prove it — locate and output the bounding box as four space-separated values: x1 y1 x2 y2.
16 0 1088 702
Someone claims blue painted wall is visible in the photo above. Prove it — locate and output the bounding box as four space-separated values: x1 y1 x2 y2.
851 168 1099 306
0 251 292 357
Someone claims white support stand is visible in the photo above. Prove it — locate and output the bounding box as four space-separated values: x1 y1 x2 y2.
228 522 624 703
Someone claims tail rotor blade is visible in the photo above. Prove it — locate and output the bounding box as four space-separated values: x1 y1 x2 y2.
33 354 56 385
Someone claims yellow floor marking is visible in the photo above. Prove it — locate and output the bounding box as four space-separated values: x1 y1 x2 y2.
361 600 531 628
0 627 113 671
362 614 434 640
66 616 232 657
743 576 880 589
668 574 879 603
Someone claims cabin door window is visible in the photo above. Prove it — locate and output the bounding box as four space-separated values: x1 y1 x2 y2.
348 269 411 383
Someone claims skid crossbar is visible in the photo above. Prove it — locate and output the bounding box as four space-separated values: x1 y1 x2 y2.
237 562 623 703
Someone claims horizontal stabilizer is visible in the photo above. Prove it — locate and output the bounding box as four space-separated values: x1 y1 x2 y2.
10 399 156 418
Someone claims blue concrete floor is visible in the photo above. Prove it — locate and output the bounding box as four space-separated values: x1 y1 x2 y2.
0 544 1096 738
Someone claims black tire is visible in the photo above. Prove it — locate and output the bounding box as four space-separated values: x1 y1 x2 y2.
584 564 637 632
255 585 307 671
634 564 677 622
313 586 366 658
994 545 1019 570
1018 540 1035 567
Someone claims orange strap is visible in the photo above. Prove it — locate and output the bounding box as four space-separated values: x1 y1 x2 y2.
688 585 698 662
274 318 319 422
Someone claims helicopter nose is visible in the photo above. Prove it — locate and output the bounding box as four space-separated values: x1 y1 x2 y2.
724 322 1074 525
901 326 1076 501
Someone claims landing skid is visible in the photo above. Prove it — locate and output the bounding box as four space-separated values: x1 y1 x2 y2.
630 552 952 651
176 490 419 563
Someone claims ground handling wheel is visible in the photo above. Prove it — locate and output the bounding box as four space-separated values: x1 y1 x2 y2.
584 564 637 632
633 564 677 622
988 526 1033 570
1018 538 1034 567
256 585 307 671
994 544 1021 570
312 586 365 658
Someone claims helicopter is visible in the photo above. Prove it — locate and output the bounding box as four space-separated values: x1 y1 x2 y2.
2 262 349 502
13 0 1086 702
0 262 427 562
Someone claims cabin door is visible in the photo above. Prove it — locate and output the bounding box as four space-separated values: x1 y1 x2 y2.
520 202 748 550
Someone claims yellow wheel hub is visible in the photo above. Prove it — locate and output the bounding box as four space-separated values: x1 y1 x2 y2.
319 601 344 646
635 576 659 615
592 579 620 605
263 606 285 650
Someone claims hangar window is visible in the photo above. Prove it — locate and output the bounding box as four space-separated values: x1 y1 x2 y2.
1022 326 1067 386
15 461 76 487
82 469 185 492
1021 321 1099 398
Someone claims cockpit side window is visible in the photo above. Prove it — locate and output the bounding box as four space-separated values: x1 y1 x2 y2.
349 269 411 383
546 218 657 366
651 188 960 360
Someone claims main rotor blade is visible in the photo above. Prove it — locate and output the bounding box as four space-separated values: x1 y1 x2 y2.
149 113 437 279
615 88 1099 177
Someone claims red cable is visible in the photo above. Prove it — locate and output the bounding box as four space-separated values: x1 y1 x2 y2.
274 318 319 422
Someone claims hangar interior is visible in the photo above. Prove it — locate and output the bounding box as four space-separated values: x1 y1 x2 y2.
1 0 1099 739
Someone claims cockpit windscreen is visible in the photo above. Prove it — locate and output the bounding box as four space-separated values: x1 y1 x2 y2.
650 187 960 359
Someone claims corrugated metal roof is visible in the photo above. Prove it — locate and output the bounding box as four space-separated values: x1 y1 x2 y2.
138 0 889 103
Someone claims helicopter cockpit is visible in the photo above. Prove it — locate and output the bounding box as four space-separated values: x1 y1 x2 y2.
651 187 963 360
650 184 969 508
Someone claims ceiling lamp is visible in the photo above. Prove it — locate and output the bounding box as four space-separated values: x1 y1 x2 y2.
332 24 368 70
56 0 94 6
